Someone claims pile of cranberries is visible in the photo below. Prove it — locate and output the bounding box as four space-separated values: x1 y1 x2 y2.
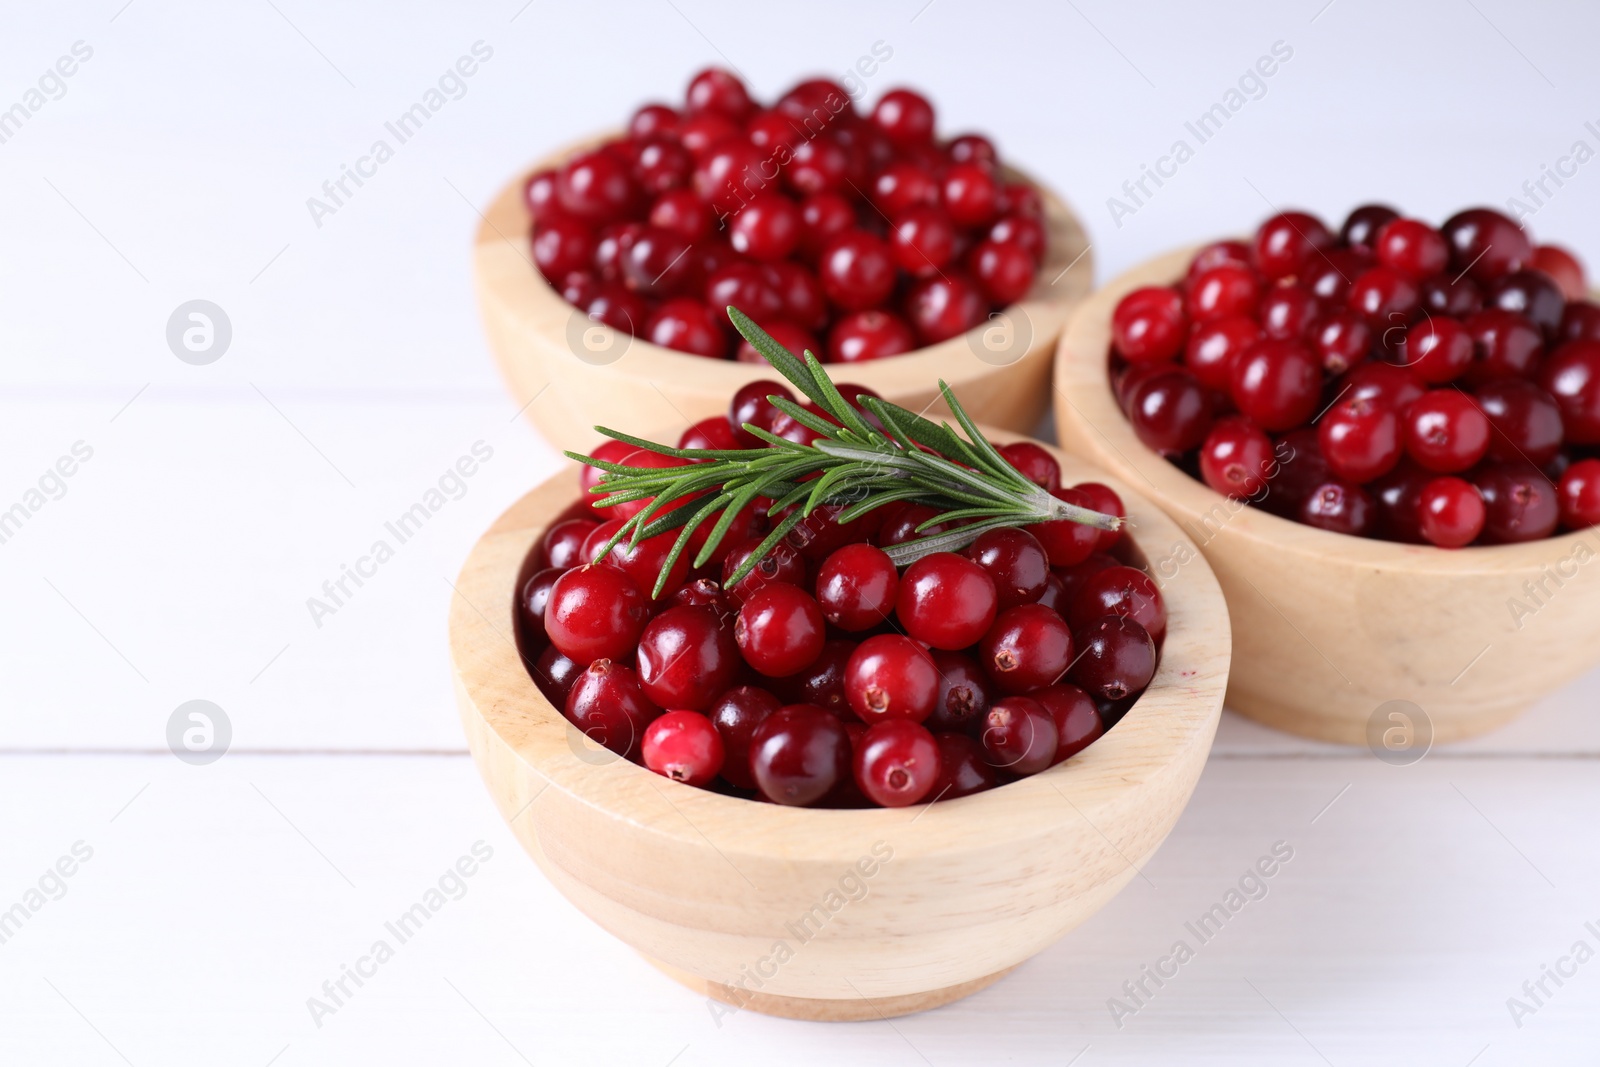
1109 205 1600 547
516 385 1164 808
526 68 1049 364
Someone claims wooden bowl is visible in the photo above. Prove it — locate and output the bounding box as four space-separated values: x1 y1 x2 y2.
472 137 1093 452
1055 246 1600 745
449 429 1230 1021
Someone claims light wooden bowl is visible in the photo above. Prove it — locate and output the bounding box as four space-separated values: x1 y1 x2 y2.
449 428 1230 1021
1055 246 1600 745
472 136 1092 452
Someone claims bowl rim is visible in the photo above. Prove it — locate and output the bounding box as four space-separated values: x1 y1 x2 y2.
449 426 1231 866
473 130 1095 388
1055 243 1595 576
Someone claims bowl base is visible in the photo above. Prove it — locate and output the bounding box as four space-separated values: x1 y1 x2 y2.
641 955 1018 1022
1226 687 1535 745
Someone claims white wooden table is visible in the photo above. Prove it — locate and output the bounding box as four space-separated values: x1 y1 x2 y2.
5 1 1599 1062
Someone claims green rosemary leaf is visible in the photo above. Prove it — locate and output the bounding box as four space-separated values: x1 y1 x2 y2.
650 496 731 598
913 506 1019 528
692 481 771 568
726 308 829 408
801 352 879 440
856 396 985 470
833 486 930 524
937 381 1032 490
766 396 847 440
880 518 1016 565
724 506 808 589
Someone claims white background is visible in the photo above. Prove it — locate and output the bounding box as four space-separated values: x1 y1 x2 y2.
2 0 1599 1064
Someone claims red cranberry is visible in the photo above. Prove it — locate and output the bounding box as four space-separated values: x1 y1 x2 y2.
784 136 850 196
854 720 941 807
636 606 740 710
642 711 724 786
1069 615 1156 701
1033 684 1104 764
556 149 637 224
980 604 1073 694
1340 204 1400 253
1186 316 1264 391
1300 480 1376 536
815 543 899 631
1558 458 1600 528
749 705 850 805
1395 316 1473 384
1259 285 1322 341
532 218 596 281
1265 428 1331 515
565 659 660 760
629 103 680 140
999 441 1061 490
1188 264 1261 323
707 685 781 790
523 168 562 219
896 553 998 650
706 261 783 320
1303 249 1371 307
1344 360 1426 413
584 285 646 334
1539 340 1600 444
1419 274 1484 319
777 78 855 125
1201 416 1275 497
964 528 1049 610
765 260 830 331
671 578 731 612
693 140 769 215
632 137 692 195
685 67 752 119
518 566 563 649
1474 463 1560 543
941 162 1000 227
1129 367 1213 453
678 113 740 158
872 162 939 217
1069 565 1167 647
1112 287 1188 363
1253 211 1333 281
1369 460 1430 543
1490 269 1566 338
1375 218 1448 279
585 522 690 601
1441 207 1532 283
990 214 1047 264
1230 338 1321 431
871 88 935 145
845 634 939 724
904 274 987 344
1347 266 1421 331
1074 483 1126 553
734 319 819 364
1418 476 1485 547
828 309 917 362
532 645 582 707
1532 245 1587 300
1029 487 1102 568
931 734 998 798
1561 300 1600 344
876 503 951 549
592 222 644 284
1188 239 1253 278
970 238 1037 305
603 449 694 522
1477 380 1564 466
727 379 796 446
817 230 896 311
645 299 728 358
1311 310 1374 375
678 416 740 452
1403 390 1490 473
729 193 802 261
978 696 1058 776
925 650 994 734
545 565 649 665
541 518 599 571
771 637 856 719
798 192 856 256
1319 394 1401 483
621 226 694 296
734 582 825 677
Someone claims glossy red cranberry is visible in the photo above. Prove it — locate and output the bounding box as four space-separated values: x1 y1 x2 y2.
924 650 993 734
871 162 938 216
592 221 645 284
604 449 695 522
677 113 740 158
556 149 637 224
854 720 941 807
1029 487 1102 568
693 139 768 214
1230 338 1321 431
532 645 582 707
1258 285 1321 341
1129 367 1213 453
585 522 690 601
1490 269 1566 338
1186 316 1263 391
707 686 781 790
1319 394 1401 483
1069 615 1156 701
645 299 728 358
1474 463 1559 543
876 503 951 548
629 103 680 140
523 168 562 219
798 191 856 256
1112 287 1188 363
904 274 987 344
734 582 825 677
621 227 694 296
1441 207 1532 283
541 518 599 571
565 659 660 759
1030 684 1103 764
817 231 896 311
763 260 830 331
1200 416 1275 497
1300 480 1376 536
728 379 796 447
1375 218 1448 279
583 284 646 334
642 711 725 786
532 218 596 282
896 553 998 650
781 501 881 562
580 438 636 501
978 696 1058 776
815 543 899 631
884 205 956 277
828 309 917 363
1264 428 1331 516
1403 390 1490 473
636 605 740 710
518 566 563 650
1476 380 1564 466
1561 301 1600 344
1311 310 1374 375
632 137 692 195
771 637 855 719
1302 249 1371 307
1418 476 1485 547
1069 565 1167 647
1073 483 1125 553
1253 211 1333 281
989 213 1046 263
705 261 783 320
1558 458 1600 528
1532 245 1587 299
964 528 1049 610
970 238 1036 304
678 416 740 452
1188 239 1253 278
1395 315 1473 384
685 67 753 119
930 734 998 798
734 319 819 364
558 270 600 307
776 78 854 124
750 705 850 805
671 578 731 613
1347 266 1421 331
845 634 939 724
728 194 802 261
871 88 935 145
995 441 1059 492
1188 264 1261 323
1539 340 1600 444
940 162 1000 227
784 135 850 196
1368 460 1430 543
545 565 649 665
1419 274 1484 319
980 604 1073 694
1343 360 1426 413
1340 204 1400 253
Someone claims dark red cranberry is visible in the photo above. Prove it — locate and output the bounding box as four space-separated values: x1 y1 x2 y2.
705 261 783 321
771 638 856 719
1319 394 1401 483
677 113 740 158
671 578 731 613
678 416 739 452
784 135 850 196
1347 266 1421 331
1112 287 1188 363
1420 275 1484 318
817 230 896 310
1489 269 1566 338
1474 463 1560 543
1311 310 1373 375
1253 211 1333 281
925 650 993 734
727 379 795 446
872 162 939 217
978 696 1058 776
1303 249 1372 307
1230 338 1321 431
844 634 939 724
1403 390 1490 473
735 319 819 364
998 441 1061 491
518 567 564 649
642 711 724 786
622 225 696 296
1299 480 1376 536
871 88 935 145
1129 367 1214 453
1375 218 1448 279
970 238 1036 305
1441 207 1532 283
1418 476 1486 547
1188 239 1253 278
685 67 753 119
1186 316 1264 391
532 218 596 281
1029 487 1102 568
1343 360 1426 413
1532 245 1587 299
1069 616 1156 702
750 705 851 805
1073 483 1126 553
854 720 941 807
941 162 1000 227
1539 340 1600 444
532 645 581 707
876 503 951 549
1561 300 1600 344
1069 566 1167 647
828 309 917 363
1368 460 1430 543
1265 428 1331 515
897 553 998 650
1395 316 1473 384
990 213 1046 263
565 659 661 760
1340 204 1400 253
798 192 856 256
629 103 680 140
1259 285 1322 341
980 604 1073 695
887 205 957 276
815 543 899 631
541 518 599 571
931 734 998 798
584 285 646 334
592 222 645 284
645 299 728 358
1033 683 1104 764
556 149 637 224
1200 416 1276 497
707 685 782 790
729 193 802 261
545 565 649 665
1188 264 1261 323
523 168 562 219
632 137 692 195
904 274 987 344
1476 380 1564 467
734 582 825 677
636 605 740 710
964 528 1050 610
1558 459 1600 528
764 260 830 331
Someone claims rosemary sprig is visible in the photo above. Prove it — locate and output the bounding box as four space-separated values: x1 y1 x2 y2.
565 307 1121 598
